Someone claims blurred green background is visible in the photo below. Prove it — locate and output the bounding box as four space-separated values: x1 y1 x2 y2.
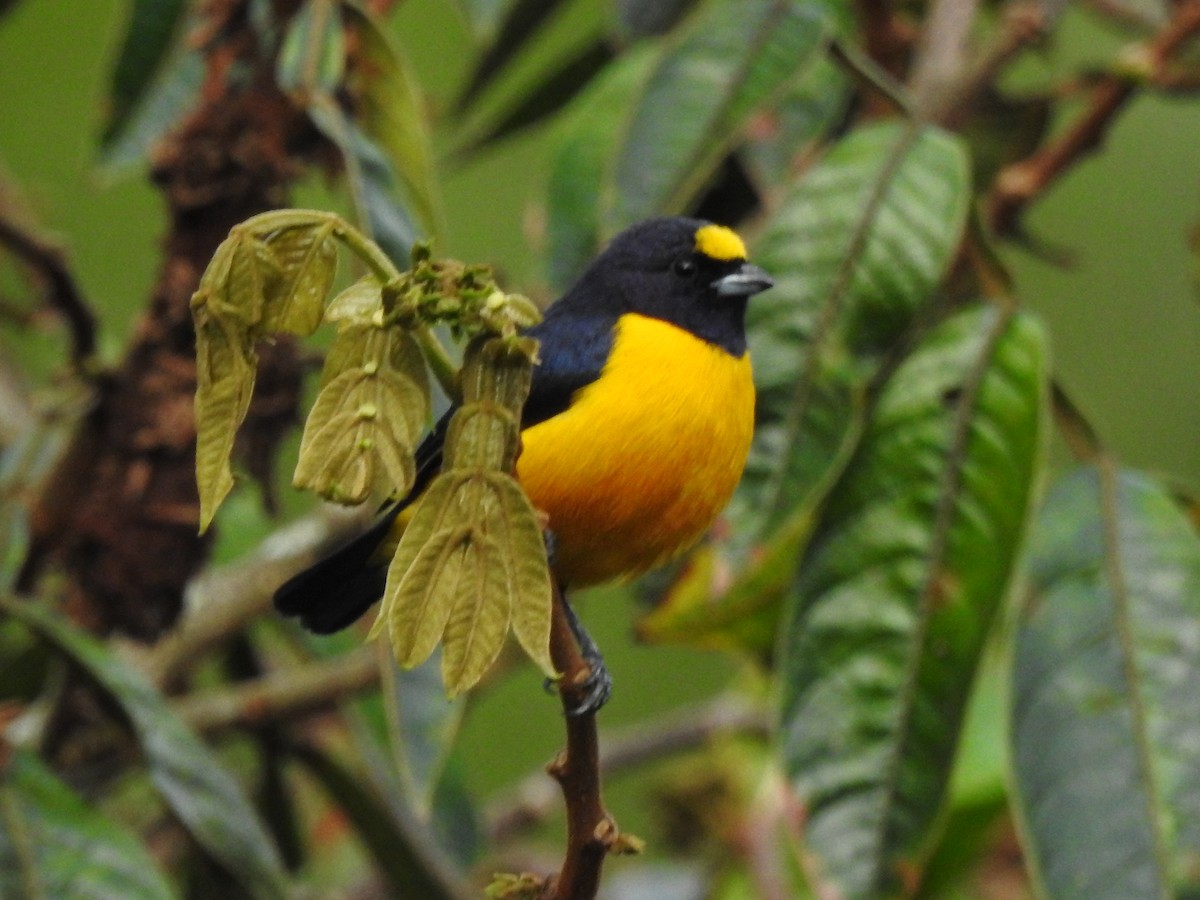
0 0 1196 840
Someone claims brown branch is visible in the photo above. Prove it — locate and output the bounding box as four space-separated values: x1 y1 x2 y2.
488 695 770 846
541 584 621 900
988 0 1200 236
174 643 380 734
0 212 96 364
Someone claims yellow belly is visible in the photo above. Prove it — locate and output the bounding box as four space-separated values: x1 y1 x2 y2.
516 313 754 587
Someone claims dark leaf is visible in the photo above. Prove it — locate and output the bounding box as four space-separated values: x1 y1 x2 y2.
101 0 189 147
1012 464 1200 899
98 49 204 174
453 0 568 114
0 750 175 900
778 306 1047 898
612 0 828 225
0 600 290 900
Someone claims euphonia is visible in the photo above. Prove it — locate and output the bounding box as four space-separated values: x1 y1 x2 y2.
275 217 773 706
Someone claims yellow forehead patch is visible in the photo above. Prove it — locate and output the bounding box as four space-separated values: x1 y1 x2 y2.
694 224 747 262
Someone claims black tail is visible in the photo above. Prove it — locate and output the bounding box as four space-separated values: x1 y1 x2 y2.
273 503 404 634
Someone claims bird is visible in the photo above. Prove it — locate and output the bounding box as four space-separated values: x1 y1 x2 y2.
274 216 773 708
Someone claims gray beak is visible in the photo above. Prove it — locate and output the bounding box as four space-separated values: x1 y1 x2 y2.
711 262 774 298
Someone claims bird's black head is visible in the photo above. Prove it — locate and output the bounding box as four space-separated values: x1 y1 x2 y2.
558 216 773 356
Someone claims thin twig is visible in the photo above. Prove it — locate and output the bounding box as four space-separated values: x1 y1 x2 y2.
174 644 380 734
988 0 1200 235
543 584 620 900
0 212 97 364
487 695 770 845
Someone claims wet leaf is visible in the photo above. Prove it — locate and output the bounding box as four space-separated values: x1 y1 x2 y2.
0 750 175 900
1 601 289 900
612 0 828 225
1012 464 1200 899
777 306 1047 898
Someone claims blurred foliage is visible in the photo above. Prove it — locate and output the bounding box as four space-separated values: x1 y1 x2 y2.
1 1 1199 898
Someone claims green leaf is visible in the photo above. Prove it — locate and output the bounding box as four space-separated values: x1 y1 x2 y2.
258 219 339 335
101 0 189 148
381 650 468 816
730 121 971 549
611 0 828 226
192 301 258 532
310 101 419 266
98 49 204 174
276 0 345 96
289 744 470 899
1012 464 1200 899
373 338 553 693
343 2 442 238
545 46 655 291
777 305 1047 898
454 0 567 114
0 750 176 900
294 323 429 504
1 601 289 900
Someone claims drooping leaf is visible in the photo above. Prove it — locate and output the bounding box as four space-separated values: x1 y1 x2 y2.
289 744 471 899
730 121 972 549
343 2 442 238
193 300 259 532
611 0 828 226
1 600 289 900
294 322 429 504
0 750 175 900
545 46 655 291
373 338 553 694
101 0 189 148
1012 464 1200 899
777 305 1047 898
259 218 339 335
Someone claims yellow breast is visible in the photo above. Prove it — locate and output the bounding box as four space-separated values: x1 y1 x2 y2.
516 313 755 587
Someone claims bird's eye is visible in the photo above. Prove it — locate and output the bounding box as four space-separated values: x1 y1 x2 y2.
673 257 697 278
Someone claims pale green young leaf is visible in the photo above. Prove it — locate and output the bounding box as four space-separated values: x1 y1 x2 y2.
326 275 385 324
192 303 258 532
259 219 338 335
